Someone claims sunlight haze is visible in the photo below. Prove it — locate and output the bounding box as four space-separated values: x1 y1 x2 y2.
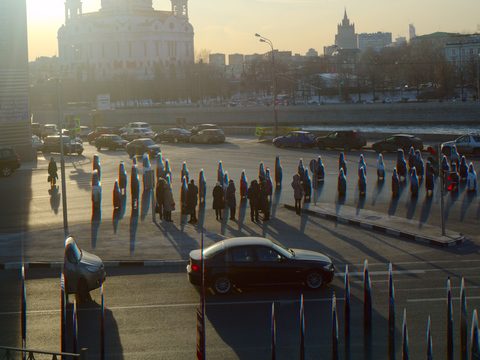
26 0 480 61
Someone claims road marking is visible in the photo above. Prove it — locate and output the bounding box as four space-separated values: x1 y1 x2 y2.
408 296 480 303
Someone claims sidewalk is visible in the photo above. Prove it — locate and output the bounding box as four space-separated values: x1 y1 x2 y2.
0 199 467 270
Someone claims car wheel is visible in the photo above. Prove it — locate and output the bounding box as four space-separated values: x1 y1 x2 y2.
343 143 351 152
173 137 179 144
474 148 480 157
296 142 303 149
76 279 90 303
274 141 281 148
96 146 101 151
1 165 12 177
373 146 381 153
213 274 232 294
304 270 324 290
317 142 325 150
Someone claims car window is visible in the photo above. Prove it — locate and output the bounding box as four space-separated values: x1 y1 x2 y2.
473 136 480 142
231 247 254 262
457 136 470 143
385 137 394 142
198 131 204 136
256 247 283 262
284 133 292 138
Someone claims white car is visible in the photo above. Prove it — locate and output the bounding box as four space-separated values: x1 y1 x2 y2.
121 128 156 141
119 122 152 133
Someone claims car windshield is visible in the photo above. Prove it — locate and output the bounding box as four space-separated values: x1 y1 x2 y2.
178 129 190 133
70 240 82 261
203 242 225 258
110 135 123 141
142 139 155 146
272 242 294 258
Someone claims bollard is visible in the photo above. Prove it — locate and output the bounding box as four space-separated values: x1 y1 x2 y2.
460 278 467 360
101 284 105 360
338 168 346 196
259 162 266 181
299 294 305 360
217 161 223 183
427 316 433 360
332 292 339 360
199 169 206 203
275 155 282 187
271 302 276 360
377 154 385 181
339 152 347 176
402 309 409 360
471 310 480 359
388 263 395 360
240 170 248 199
447 277 454 360
344 265 350 360
363 260 372 360
93 154 101 181
113 180 121 209
73 299 78 354
298 158 305 182
21 266 26 350
397 149 407 181
118 162 127 195
181 161 189 184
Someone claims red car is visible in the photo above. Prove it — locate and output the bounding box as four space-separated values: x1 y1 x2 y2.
87 127 121 144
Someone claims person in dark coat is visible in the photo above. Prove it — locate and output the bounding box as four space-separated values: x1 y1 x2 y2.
212 182 225 220
155 177 167 220
396 150 407 181
247 180 260 222
226 179 237 220
298 159 305 182
358 167 366 196
275 155 283 187
407 147 415 171
302 169 311 202
391 167 399 197
459 156 468 181
259 177 270 221
339 152 347 176
163 183 175 222
425 168 434 196
186 179 198 223
338 168 347 196
291 174 303 214
414 150 424 179
410 167 419 196
48 157 58 187
131 166 139 208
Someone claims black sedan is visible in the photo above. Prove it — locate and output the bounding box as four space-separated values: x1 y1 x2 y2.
372 134 424 153
95 134 128 151
155 128 192 143
125 138 160 158
187 237 335 294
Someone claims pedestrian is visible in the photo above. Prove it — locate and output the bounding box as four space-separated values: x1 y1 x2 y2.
259 162 266 181
298 158 305 182
155 177 167 220
377 154 385 181
407 147 415 171
410 167 419 196
358 154 367 177
265 168 273 197
358 167 366 196
291 173 303 214
425 167 434 196
396 150 407 181
186 179 198 223
391 167 399 197
316 156 325 182
467 163 477 192
302 169 311 202
275 155 283 187
450 145 460 169
240 170 248 199
247 180 260 222
93 154 101 181
131 166 139 209
212 182 225 220
118 161 127 195
226 179 237 220
199 169 207 203
338 168 347 196
339 152 347 176
414 150 424 179
259 177 270 221
163 183 175 222
48 157 58 187
459 156 468 181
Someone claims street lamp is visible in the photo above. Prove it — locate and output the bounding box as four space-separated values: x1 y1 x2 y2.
255 33 278 133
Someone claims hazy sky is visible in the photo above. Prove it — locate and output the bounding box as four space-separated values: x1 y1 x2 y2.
26 0 480 61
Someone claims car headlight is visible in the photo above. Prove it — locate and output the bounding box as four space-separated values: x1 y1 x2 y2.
85 266 100 273
323 263 334 271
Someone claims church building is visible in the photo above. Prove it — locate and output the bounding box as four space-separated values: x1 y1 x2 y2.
57 0 194 82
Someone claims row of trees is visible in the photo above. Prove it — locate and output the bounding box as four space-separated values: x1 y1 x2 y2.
29 42 480 108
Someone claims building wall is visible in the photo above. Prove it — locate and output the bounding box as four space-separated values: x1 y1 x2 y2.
358 32 392 51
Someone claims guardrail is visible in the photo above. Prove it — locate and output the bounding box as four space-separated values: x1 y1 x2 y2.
0 346 87 360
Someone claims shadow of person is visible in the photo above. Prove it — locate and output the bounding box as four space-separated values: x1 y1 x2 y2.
113 195 127 234
371 179 384 206
460 191 476 222
66 299 123 359
91 208 101 248
271 187 282 218
237 199 247 231
388 194 399 216
444 190 460 222
419 195 433 227
312 180 324 205
129 206 139 254
140 189 151 222
335 193 345 215
49 186 61 215
197 201 206 229
406 193 418 219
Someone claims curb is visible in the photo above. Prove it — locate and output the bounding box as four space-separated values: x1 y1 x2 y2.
0 260 188 270
283 204 467 248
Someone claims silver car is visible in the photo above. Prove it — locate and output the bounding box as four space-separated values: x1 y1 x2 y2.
442 134 480 157
63 236 106 302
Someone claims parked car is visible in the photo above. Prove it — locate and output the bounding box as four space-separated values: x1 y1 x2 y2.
87 127 121 143
125 138 160 157
189 124 221 135
119 122 152 133
187 237 335 294
155 128 192 143
31 135 44 151
63 236 106 302
122 128 156 141
372 134 424 153
95 134 128 151
31 123 41 137
190 129 226 144
43 135 84 155
273 131 316 149
441 134 480 157
315 130 366 151
41 124 58 139
0 146 21 177
79 126 92 139
61 129 83 144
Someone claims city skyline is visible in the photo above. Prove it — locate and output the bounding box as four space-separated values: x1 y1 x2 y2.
26 0 480 62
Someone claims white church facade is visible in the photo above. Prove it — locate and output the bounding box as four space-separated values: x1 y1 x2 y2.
57 0 194 82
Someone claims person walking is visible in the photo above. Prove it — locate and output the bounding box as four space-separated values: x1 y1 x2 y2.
48 157 58 187
163 183 175 222
226 179 237 220
186 179 198 223
291 174 303 214
155 177 167 220
259 177 270 221
212 182 225 220
247 180 260 222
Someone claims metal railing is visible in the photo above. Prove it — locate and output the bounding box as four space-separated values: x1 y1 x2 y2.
0 346 87 360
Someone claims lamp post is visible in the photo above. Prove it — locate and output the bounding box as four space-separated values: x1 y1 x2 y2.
477 54 480 102
255 33 278 133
